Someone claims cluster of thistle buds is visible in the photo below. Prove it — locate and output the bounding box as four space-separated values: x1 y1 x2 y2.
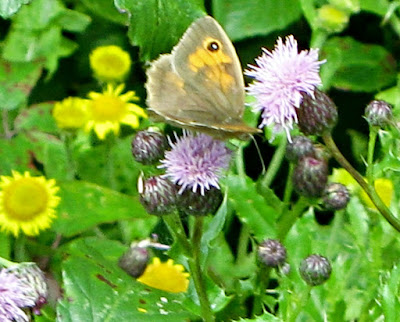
289 89 393 211
286 89 354 210
132 128 222 217
258 239 332 286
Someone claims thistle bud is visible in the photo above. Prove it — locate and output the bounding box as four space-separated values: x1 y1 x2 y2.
285 136 315 163
138 175 177 215
258 239 287 268
178 187 222 216
364 100 392 127
323 182 350 210
300 254 332 286
132 128 167 165
7 262 48 315
297 89 338 136
293 156 329 198
118 243 150 278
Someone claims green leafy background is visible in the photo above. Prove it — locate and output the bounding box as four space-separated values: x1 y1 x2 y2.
1 0 400 321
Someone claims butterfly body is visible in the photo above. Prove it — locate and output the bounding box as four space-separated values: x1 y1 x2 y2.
146 15 261 140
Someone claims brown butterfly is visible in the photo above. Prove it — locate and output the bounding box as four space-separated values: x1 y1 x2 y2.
145 15 261 140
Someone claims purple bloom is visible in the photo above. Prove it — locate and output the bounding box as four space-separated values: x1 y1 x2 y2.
0 269 36 322
159 132 232 195
245 35 325 140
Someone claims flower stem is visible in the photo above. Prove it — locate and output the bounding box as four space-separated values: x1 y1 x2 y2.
163 214 214 321
105 136 116 190
62 132 76 180
190 217 214 322
252 266 272 317
261 138 287 188
322 132 400 233
366 127 378 184
277 197 309 240
288 285 312 322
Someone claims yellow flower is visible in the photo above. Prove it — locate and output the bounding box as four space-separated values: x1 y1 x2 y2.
360 178 393 209
0 171 60 236
52 97 89 129
89 45 131 82
86 83 147 140
137 257 189 293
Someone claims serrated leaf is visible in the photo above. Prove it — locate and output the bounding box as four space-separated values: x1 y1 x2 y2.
114 0 205 61
212 0 302 41
0 0 31 19
52 181 149 236
57 238 196 321
225 174 278 241
0 59 42 110
321 37 396 92
55 9 92 32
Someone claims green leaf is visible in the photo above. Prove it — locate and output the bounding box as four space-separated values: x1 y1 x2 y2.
225 174 278 241
381 265 400 319
114 0 205 61
81 0 128 25
57 237 196 321
52 181 150 236
0 134 38 174
212 0 302 41
0 59 42 110
360 0 389 16
2 0 90 76
55 9 92 32
14 103 58 133
321 37 396 92
0 0 31 19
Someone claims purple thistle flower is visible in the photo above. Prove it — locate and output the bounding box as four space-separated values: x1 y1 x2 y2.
159 132 232 195
0 269 36 322
245 35 325 141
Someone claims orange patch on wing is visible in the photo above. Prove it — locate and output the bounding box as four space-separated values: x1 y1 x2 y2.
188 39 234 92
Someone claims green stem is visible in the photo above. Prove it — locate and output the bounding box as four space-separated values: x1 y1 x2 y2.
288 285 312 322
162 213 192 257
310 29 328 49
366 127 378 184
277 197 309 240
236 225 250 264
282 163 294 206
63 132 76 180
322 132 400 233
235 146 246 181
252 266 272 317
261 139 287 188
105 136 116 190
189 217 214 322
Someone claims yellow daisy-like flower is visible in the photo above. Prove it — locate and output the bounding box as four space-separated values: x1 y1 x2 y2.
89 45 131 82
0 171 60 237
52 97 89 130
137 257 190 293
360 178 393 209
86 83 147 140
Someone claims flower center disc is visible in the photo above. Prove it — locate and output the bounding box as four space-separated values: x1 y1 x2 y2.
91 96 125 122
4 178 48 221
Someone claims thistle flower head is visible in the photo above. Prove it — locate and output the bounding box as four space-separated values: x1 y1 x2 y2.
159 132 232 195
246 35 325 141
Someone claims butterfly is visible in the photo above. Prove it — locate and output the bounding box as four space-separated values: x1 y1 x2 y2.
145 15 261 140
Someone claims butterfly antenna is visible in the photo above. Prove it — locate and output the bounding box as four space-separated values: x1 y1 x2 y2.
250 135 266 174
